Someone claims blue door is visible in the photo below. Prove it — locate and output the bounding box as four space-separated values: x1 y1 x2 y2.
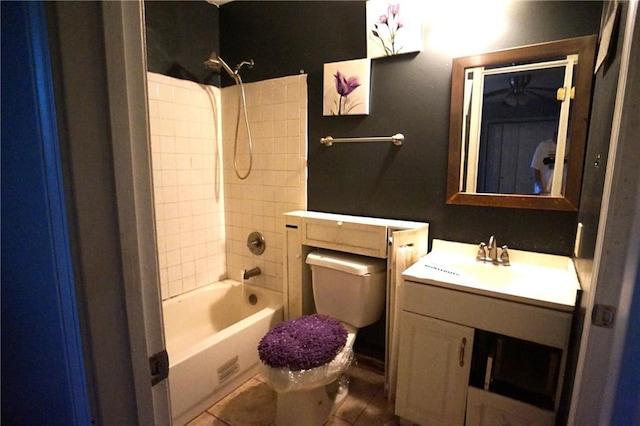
1 2 91 423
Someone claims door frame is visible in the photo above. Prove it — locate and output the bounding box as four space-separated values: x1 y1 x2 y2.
48 1 170 423
102 2 170 422
568 1 639 423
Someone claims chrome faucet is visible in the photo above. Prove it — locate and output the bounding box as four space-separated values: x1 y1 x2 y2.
476 236 510 266
488 235 498 262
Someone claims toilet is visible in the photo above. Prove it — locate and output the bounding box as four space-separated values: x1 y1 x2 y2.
259 249 387 426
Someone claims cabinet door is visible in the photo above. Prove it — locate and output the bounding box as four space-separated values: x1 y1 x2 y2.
387 226 430 400
396 312 474 426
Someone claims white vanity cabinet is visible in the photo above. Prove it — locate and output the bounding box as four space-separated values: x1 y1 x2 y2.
396 241 581 426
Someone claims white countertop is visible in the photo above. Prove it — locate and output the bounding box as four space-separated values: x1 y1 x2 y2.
402 239 581 312
284 210 428 229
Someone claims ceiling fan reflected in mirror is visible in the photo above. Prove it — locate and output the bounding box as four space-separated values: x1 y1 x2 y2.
484 72 558 106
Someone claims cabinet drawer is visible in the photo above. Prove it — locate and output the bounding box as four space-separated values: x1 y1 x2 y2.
403 281 572 349
466 387 554 426
301 217 388 258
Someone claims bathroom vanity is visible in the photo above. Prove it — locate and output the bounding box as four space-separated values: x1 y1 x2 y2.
283 211 429 391
396 239 581 426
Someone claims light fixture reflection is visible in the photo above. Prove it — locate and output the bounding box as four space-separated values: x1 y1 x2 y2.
423 0 511 57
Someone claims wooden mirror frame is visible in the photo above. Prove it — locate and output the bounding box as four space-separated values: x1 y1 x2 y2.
446 35 597 211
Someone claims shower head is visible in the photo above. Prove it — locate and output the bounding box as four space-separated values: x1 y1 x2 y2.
204 52 236 78
204 52 254 81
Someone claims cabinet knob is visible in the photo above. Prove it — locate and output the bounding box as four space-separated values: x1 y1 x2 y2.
337 221 343 226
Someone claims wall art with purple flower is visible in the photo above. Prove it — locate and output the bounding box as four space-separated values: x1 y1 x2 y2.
367 1 423 58
323 58 371 116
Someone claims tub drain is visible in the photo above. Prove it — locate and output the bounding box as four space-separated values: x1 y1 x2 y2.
248 293 258 305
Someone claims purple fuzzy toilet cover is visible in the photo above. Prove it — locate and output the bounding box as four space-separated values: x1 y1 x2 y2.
258 314 347 371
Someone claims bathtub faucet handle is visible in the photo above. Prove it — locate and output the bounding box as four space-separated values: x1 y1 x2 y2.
246 231 266 255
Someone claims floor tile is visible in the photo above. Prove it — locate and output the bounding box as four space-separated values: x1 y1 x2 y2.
353 389 400 426
186 412 230 426
333 364 384 423
207 378 277 426
324 415 353 426
194 358 394 426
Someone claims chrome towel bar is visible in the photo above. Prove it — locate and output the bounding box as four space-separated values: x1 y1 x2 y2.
320 133 404 147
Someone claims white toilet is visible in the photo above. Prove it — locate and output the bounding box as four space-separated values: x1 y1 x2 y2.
260 249 387 426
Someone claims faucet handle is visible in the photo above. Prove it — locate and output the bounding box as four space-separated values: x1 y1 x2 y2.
500 245 510 266
476 242 487 260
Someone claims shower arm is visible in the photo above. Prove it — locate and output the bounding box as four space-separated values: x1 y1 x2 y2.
234 60 255 73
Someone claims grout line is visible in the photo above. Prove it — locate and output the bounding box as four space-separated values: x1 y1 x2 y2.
212 414 232 426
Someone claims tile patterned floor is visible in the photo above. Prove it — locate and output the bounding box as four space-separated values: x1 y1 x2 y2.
186 360 402 426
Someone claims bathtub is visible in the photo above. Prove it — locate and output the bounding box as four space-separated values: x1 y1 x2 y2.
163 280 283 425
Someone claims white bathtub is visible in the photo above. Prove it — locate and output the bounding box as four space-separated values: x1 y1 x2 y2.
163 280 283 425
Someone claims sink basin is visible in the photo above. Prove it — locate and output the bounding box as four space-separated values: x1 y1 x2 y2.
402 239 581 311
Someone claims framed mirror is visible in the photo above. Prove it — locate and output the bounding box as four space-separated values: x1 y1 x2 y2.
447 35 597 210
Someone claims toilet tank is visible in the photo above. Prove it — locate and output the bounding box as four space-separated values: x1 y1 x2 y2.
306 250 387 328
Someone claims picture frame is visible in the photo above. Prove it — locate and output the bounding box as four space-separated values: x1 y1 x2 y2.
323 58 371 116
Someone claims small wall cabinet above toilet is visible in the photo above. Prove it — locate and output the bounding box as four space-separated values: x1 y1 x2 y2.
283 211 429 319
301 215 389 258
282 211 430 395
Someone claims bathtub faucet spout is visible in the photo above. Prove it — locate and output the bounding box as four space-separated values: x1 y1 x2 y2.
243 267 262 280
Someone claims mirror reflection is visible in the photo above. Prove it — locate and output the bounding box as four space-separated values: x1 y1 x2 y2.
447 36 597 210
466 63 570 196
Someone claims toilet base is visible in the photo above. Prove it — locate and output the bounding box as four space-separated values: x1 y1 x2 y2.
275 376 349 426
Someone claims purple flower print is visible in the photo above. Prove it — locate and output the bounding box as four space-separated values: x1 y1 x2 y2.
334 71 361 115
372 2 404 56
334 71 360 97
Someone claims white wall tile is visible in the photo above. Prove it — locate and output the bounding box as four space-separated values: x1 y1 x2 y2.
221 74 307 288
148 73 226 300
149 72 306 300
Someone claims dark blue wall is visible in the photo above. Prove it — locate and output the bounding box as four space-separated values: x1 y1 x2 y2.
217 1 603 255
1 2 90 423
145 0 220 85
143 1 603 255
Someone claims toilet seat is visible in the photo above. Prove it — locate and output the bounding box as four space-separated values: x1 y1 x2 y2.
259 316 356 394
258 314 349 371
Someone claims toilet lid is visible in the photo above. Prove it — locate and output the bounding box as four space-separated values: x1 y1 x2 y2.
306 249 386 275
258 314 347 371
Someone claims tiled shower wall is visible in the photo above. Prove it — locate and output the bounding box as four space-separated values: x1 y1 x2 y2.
148 72 226 300
222 75 308 292
147 72 307 300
